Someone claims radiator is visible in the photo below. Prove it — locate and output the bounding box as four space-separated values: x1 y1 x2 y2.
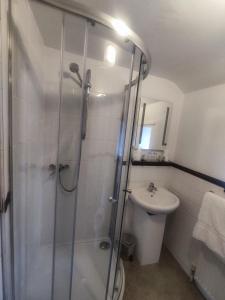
194 246 225 300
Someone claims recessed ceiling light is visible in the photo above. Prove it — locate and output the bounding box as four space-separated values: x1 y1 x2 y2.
112 19 130 37
105 45 116 65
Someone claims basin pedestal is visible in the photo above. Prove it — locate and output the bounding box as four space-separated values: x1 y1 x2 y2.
133 206 166 265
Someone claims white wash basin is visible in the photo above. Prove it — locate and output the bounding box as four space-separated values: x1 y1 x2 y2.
129 186 180 265
129 187 180 214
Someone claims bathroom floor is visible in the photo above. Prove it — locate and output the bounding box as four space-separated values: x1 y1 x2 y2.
123 247 205 300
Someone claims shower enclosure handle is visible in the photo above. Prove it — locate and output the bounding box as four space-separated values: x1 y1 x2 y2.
81 69 91 140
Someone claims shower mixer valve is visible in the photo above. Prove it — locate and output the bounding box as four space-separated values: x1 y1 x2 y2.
48 163 69 176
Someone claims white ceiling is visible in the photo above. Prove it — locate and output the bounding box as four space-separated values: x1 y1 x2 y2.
32 0 225 92
30 1 135 70
72 0 225 92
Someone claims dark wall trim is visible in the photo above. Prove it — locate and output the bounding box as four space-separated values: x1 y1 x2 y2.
131 160 225 190
171 163 225 189
132 160 172 166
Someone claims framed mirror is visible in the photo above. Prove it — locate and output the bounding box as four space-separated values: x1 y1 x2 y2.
135 98 172 150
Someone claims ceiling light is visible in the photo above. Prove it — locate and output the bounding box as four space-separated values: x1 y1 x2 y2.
105 45 116 65
96 92 106 97
91 92 106 97
112 19 130 37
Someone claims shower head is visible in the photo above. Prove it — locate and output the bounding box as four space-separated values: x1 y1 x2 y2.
69 63 79 74
69 62 82 86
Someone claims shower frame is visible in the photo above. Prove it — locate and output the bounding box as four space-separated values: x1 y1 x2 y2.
1 0 151 299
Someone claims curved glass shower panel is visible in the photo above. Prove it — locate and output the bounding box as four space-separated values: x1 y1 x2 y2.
11 1 62 299
110 48 144 300
52 13 86 300
9 1 148 300
71 21 134 300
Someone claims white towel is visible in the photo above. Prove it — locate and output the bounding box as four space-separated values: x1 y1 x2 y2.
193 191 225 261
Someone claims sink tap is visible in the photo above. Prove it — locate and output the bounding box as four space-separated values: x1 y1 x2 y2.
148 182 157 193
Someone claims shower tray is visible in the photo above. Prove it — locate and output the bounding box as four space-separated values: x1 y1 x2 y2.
24 239 124 300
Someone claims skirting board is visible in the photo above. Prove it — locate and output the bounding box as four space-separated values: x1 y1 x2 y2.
194 277 214 300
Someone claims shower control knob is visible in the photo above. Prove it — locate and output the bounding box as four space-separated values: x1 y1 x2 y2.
108 197 118 204
48 164 56 176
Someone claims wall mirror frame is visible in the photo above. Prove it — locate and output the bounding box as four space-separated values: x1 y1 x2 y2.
134 97 172 151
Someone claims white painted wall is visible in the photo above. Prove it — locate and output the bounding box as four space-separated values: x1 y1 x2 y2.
165 83 225 300
175 83 225 180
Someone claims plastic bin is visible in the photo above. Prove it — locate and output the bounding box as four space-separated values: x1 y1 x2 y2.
121 233 136 261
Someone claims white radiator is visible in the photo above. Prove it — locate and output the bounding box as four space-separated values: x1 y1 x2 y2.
194 246 225 300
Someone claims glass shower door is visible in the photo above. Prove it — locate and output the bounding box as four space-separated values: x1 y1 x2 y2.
10 1 86 299
71 21 135 300
11 1 63 299
10 1 139 300
52 13 86 300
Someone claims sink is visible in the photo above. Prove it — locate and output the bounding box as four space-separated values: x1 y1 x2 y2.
128 186 180 265
129 187 180 214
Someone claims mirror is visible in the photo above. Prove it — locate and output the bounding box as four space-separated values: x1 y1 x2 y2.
135 98 172 150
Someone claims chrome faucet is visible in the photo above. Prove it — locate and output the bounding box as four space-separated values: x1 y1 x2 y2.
148 182 157 193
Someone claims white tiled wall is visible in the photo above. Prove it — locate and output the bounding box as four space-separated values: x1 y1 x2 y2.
164 167 225 300
165 168 225 270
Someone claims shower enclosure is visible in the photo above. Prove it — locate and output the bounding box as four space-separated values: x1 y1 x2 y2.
1 0 150 299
